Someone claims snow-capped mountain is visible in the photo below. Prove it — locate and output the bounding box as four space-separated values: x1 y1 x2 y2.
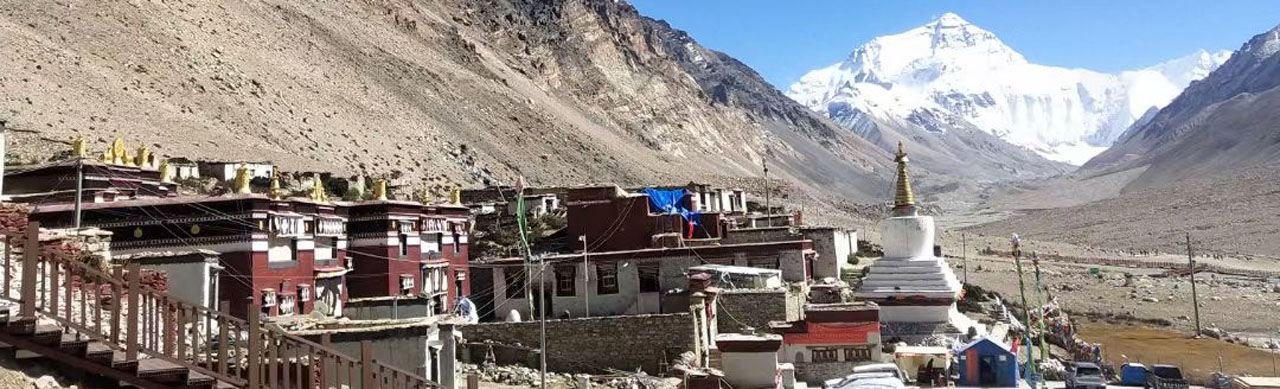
787 12 1231 165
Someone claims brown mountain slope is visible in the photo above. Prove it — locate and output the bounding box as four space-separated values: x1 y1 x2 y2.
1 0 899 207
1083 23 1280 191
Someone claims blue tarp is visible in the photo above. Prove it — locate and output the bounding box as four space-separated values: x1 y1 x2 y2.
641 188 701 225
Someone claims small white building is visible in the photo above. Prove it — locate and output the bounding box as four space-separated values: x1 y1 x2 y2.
716 333 787 389
800 227 857 280
503 193 560 218
113 249 222 311
197 160 273 182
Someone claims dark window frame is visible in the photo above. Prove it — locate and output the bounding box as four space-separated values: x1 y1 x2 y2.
505 269 526 299
555 266 576 296
812 349 839 363
597 263 619 295
638 263 660 293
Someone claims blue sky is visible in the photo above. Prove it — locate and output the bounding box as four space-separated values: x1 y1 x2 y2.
629 1 1280 89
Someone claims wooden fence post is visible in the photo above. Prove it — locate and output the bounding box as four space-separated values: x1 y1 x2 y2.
361 340 376 389
248 299 261 389
19 221 39 317
125 262 140 361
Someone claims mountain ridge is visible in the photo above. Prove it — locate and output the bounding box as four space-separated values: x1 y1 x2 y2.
787 12 1231 165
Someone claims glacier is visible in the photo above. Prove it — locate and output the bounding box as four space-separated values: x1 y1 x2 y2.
787 12 1232 165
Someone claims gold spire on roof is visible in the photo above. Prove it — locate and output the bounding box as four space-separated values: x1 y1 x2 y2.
267 172 284 200
233 163 252 194
892 141 916 217
450 185 461 205
372 178 388 201
309 173 330 202
134 145 151 168
418 184 431 205
72 135 88 158
110 138 127 165
158 159 175 184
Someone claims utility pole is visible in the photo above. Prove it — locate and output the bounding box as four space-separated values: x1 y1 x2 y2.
73 157 84 229
514 177 535 317
0 120 7 199
1187 230 1198 337
580 234 589 318
1032 252 1048 361
962 233 968 284
1011 234 1037 387
539 261 547 389
762 150 770 228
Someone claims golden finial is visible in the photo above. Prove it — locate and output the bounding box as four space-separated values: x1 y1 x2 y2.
267 172 284 199
134 145 152 168
309 173 330 202
418 184 431 205
72 135 88 158
99 150 111 163
233 163 252 194
158 159 174 183
372 178 388 201
892 141 916 216
110 138 127 165
450 185 461 205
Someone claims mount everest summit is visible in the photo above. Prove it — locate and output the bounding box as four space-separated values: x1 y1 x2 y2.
787 12 1231 165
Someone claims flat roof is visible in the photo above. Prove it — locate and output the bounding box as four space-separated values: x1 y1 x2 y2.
475 239 813 264
689 264 782 275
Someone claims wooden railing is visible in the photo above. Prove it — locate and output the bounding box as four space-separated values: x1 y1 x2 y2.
2 222 436 388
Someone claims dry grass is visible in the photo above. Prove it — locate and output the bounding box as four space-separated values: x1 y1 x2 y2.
1078 323 1280 383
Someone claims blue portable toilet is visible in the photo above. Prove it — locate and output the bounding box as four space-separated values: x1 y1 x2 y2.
1120 363 1148 386
956 337 1019 388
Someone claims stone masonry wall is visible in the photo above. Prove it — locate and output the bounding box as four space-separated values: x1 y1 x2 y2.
795 361 861 384
458 313 694 374
716 288 803 334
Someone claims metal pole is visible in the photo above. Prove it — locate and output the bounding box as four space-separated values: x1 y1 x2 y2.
73 157 84 229
0 120 7 198
1011 234 1037 387
962 233 968 284
1032 252 1048 361
1187 232 1201 337
580 235 589 318
763 154 770 228
539 261 547 389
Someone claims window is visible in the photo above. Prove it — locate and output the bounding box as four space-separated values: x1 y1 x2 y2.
555 266 576 296
844 347 871 362
400 274 415 295
331 237 340 260
398 234 409 257
452 232 461 253
291 239 300 262
505 269 526 299
638 263 660 293
812 349 839 363
597 263 618 294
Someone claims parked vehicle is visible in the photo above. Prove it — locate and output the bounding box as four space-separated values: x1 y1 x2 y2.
1119 363 1149 386
1066 362 1107 389
1145 364 1189 389
823 363 908 389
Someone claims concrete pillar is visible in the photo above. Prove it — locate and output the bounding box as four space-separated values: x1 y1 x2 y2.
440 324 459 389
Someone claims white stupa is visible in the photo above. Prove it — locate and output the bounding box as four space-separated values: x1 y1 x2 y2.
857 143 964 326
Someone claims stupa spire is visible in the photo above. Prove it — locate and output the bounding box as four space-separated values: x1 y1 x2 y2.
892 141 916 216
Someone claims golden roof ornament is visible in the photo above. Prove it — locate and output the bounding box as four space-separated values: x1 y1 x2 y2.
233 163 252 194
158 159 175 183
134 145 151 168
99 150 111 163
892 141 916 217
309 173 330 202
110 138 127 165
418 184 431 205
372 178 388 201
71 135 88 158
267 172 284 200
450 185 461 205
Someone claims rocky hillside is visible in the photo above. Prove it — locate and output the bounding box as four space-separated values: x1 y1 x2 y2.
1 0 908 208
1083 23 1280 191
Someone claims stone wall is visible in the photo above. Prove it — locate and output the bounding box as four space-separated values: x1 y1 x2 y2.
716 288 803 333
795 361 860 384
344 296 435 320
458 313 694 374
